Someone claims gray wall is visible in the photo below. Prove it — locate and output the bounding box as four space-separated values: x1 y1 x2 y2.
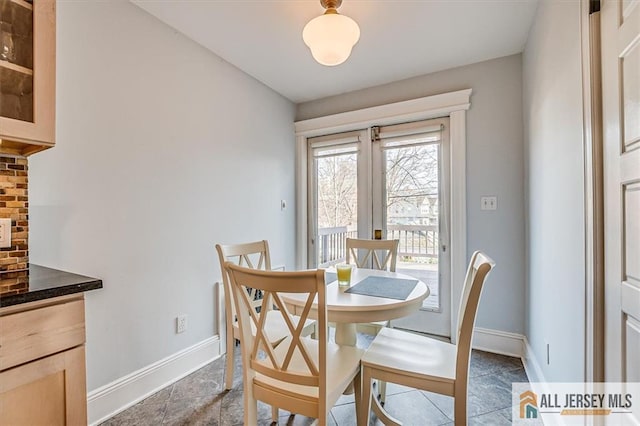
297 54 526 335
29 0 296 392
523 1 586 381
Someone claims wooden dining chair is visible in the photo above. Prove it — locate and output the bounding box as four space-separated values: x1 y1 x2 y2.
346 238 399 272
225 263 364 426
345 237 399 402
358 251 495 426
215 240 315 391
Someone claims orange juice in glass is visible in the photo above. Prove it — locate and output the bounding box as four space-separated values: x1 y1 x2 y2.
336 264 353 287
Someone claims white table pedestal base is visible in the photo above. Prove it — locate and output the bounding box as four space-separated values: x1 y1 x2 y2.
335 322 357 346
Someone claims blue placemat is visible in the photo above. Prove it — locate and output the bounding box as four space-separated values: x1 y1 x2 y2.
325 272 337 285
345 276 418 300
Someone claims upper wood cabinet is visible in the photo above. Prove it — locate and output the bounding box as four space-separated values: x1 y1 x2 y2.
0 0 55 156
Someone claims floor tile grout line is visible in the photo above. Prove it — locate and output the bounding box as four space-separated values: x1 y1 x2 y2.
329 410 338 426
417 389 454 423
159 389 171 425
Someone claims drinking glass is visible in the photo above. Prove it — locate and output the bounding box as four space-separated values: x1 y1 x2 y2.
0 22 16 62
336 264 353 287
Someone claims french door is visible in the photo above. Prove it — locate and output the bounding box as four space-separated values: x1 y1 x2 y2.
307 118 452 337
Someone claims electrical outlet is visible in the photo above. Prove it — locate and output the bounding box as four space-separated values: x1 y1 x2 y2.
0 218 11 248
176 315 188 334
480 196 498 211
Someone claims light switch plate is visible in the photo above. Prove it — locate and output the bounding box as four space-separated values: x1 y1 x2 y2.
481 196 498 211
0 218 11 248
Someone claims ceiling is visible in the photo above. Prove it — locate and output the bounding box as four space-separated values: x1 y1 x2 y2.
132 0 539 104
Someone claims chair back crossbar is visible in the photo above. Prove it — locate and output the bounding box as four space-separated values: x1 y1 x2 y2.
346 238 399 271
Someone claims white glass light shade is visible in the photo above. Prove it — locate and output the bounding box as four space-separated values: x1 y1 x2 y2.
303 12 360 66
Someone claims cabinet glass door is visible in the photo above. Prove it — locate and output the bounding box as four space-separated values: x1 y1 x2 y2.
0 0 34 123
0 0 55 154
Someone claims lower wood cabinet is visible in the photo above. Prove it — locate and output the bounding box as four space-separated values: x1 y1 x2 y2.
0 294 88 425
0 346 87 425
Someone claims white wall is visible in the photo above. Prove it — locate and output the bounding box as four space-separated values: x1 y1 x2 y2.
29 0 296 392
297 54 526 335
523 1 586 381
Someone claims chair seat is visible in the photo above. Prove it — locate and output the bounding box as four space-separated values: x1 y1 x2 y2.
233 309 315 344
361 327 456 385
255 336 364 407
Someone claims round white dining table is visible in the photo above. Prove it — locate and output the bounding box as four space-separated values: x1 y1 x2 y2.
282 267 430 347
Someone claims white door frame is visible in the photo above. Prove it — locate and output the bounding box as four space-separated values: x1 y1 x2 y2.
580 0 605 384
295 89 472 342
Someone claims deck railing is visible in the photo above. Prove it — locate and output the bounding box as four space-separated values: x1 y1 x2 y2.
387 224 439 259
317 226 357 267
317 224 438 267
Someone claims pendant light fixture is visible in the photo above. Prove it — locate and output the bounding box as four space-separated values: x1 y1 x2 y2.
303 0 360 66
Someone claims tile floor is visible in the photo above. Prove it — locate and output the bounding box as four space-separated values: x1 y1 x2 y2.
101 335 530 426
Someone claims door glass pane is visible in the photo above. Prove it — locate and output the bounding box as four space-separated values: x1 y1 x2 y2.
315 151 358 267
385 143 440 310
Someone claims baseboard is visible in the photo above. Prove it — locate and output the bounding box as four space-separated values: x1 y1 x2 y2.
472 327 525 357
87 336 222 426
522 337 564 426
522 337 546 384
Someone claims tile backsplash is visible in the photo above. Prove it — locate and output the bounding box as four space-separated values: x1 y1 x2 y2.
0 156 28 294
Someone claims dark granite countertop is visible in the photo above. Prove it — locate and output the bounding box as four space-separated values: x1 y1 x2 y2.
0 264 102 308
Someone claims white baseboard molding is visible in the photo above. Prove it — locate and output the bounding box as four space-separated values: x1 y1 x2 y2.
472 327 525 358
522 338 564 426
87 336 222 426
522 337 547 384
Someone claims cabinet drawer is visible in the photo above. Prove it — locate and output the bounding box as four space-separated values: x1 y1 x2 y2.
0 298 85 371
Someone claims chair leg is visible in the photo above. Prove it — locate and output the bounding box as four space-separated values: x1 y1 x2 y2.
372 321 388 402
360 367 373 426
244 387 258 426
225 335 235 390
354 370 363 426
378 380 387 405
271 406 278 423
371 391 402 426
454 396 467 426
